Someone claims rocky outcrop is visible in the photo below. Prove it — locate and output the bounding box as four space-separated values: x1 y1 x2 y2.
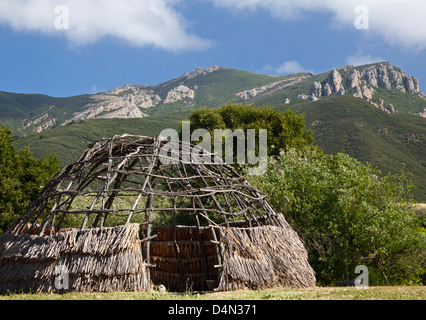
342 63 425 114
389 69 405 92
164 66 223 86
237 88 262 100
386 64 420 93
360 66 378 87
22 107 58 133
404 76 420 94
237 63 423 118
417 106 426 118
108 84 145 95
65 90 151 123
370 99 398 114
136 94 162 109
59 66 226 124
361 85 375 101
97 104 148 119
386 104 396 113
184 66 222 80
327 69 344 93
322 83 332 97
310 82 322 98
164 85 195 103
237 74 314 101
23 112 49 130
34 118 57 133
64 81 197 123
347 69 360 88
237 79 288 100
309 69 346 99
413 77 420 93
357 63 420 93
98 85 162 109
377 64 391 89
342 64 426 114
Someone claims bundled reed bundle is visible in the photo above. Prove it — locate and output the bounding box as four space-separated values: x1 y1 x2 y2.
149 217 315 292
150 225 220 291
216 216 316 291
0 223 147 294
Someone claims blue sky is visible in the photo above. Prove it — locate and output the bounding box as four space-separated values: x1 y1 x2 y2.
1 0 426 97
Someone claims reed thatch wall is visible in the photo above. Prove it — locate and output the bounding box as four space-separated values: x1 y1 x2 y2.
151 225 220 291
1 217 315 294
0 223 148 294
217 216 316 291
150 215 315 292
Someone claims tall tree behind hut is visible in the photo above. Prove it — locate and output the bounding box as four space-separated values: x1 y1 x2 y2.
181 103 313 171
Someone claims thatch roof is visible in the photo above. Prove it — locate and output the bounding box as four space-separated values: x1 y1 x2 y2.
0 134 315 293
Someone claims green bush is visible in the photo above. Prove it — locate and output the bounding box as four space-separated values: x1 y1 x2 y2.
0 125 60 234
248 146 425 285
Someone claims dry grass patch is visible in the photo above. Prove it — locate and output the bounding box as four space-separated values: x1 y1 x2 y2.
1 286 424 300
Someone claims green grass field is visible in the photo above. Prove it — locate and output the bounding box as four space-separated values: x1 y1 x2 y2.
1 286 424 300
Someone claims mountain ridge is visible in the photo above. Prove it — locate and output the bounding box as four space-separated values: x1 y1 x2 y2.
1 62 425 136
2 62 426 201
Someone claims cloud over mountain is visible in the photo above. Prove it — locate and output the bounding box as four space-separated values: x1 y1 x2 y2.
1 1 425 53
263 60 312 75
0 0 212 51
208 0 426 51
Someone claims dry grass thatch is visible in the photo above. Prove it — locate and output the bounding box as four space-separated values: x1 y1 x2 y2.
150 215 315 292
0 134 315 293
217 216 316 291
0 223 147 294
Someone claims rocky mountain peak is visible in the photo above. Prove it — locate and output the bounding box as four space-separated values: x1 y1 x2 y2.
183 66 223 80
309 68 345 100
306 62 423 107
351 62 421 94
327 69 344 93
298 62 425 115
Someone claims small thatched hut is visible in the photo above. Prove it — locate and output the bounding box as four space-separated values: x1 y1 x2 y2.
0 135 315 294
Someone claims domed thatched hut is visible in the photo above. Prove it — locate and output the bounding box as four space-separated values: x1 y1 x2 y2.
0 135 315 294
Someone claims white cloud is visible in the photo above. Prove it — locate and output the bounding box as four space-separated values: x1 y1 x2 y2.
262 60 312 75
275 60 312 75
0 0 212 51
89 84 103 94
208 0 426 51
345 54 384 67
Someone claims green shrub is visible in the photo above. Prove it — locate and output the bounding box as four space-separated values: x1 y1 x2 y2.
248 146 425 285
0 125 60 233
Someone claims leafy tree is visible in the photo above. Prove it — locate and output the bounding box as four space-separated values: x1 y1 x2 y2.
182 104 313 161
248 146 425 285
0 125 60 234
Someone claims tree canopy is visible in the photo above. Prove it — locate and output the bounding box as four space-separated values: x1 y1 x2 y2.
0 125 60 234
183 103 314 157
